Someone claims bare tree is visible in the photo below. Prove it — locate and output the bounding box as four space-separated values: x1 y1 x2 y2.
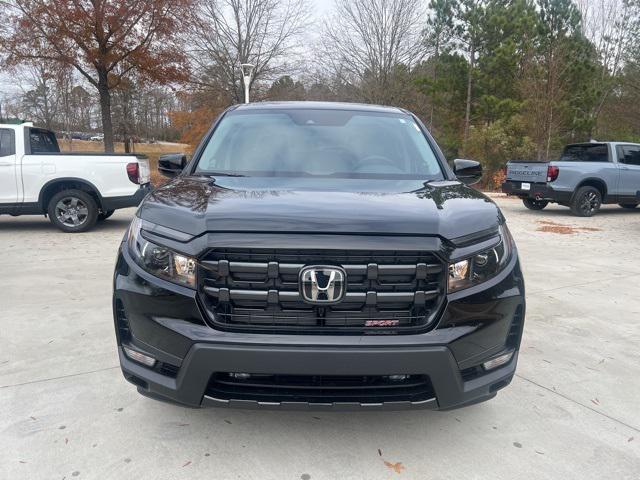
320 0 426 104
1 0 192 152
187 0 311 103
19 62 61 130
577 0 637 134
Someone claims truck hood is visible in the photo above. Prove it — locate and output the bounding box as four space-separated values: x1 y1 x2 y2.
138 176 501 240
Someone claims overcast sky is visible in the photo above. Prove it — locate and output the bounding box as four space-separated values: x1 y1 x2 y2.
313 0 333 15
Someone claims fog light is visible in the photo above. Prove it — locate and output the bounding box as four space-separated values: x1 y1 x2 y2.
230 373 251 380
387 374 409 381
123 346 156 367
482 351 514 371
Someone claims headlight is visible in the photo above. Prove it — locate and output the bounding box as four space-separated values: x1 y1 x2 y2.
127 216 196 288
448 223 514 293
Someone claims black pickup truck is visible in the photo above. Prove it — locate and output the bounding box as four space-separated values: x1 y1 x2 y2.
113 102 525 411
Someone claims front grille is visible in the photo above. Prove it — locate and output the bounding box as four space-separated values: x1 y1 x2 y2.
206 373 435 404
198 248 445 334
114 298 131 343
460 365 482 381
156 362 180 378
506 305 524 348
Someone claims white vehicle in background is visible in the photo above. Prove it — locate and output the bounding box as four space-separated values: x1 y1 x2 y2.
0 121 151 232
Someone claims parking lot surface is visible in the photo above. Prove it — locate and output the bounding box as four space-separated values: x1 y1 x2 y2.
1 196 639 480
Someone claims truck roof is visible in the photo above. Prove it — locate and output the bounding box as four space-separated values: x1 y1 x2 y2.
232 101 406 114
567 141 640 148
0 122 34 129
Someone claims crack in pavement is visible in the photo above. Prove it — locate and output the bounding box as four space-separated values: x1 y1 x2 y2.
515 373 640 433
0 366 119 389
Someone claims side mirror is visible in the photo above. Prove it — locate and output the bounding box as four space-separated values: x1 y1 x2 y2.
453 158 482 185
158 153 187 177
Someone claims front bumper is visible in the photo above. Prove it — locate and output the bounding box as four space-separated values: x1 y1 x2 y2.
114 242 525 411
119 344 518 411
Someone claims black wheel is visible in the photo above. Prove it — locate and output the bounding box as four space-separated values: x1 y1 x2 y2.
47 189 98 232
570 186 602 217
523 198 549 211
98 209 115 221
618 203 638 209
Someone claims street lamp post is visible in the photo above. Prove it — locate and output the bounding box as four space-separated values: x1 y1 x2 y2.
240 63 255 104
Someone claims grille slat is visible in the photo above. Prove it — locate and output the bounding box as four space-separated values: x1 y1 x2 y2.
207 373 435 403
199 248 445 334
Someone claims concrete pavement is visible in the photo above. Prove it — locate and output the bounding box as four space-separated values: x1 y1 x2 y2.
1 197 639 479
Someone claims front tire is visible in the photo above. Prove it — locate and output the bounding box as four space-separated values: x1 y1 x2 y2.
523 198 548 211
619 203 638 209
570 186 602 217
47 189 98 232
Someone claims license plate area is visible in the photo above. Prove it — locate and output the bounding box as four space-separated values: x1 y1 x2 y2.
520 182 531 191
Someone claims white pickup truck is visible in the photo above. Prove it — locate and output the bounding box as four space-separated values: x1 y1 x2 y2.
0 121 151 232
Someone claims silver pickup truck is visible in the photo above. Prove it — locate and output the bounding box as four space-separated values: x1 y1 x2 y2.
502 142 640 216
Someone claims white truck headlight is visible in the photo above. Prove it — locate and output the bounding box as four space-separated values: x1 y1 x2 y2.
448 223 514 293
127 216 196 288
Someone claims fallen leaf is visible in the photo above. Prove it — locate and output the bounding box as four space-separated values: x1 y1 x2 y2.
224 420 232 425
628 437 634 443
378 449 382 457
536 221 602 235
591 398 600 405
383 461 405 474
513 442 522 448
182 461 192 467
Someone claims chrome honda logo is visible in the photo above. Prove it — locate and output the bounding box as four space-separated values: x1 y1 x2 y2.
299 266 346 304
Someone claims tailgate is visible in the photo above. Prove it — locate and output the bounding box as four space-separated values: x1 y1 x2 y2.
506 162 548 183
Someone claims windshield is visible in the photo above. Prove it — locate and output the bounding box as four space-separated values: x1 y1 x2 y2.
194 108 444 180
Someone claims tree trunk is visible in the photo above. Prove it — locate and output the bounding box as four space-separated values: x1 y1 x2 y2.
545 104 553 161
462 46 475 155
97 72 115 153
430 37 440 129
